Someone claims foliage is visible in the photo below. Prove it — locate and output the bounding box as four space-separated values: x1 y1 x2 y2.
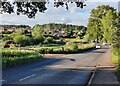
71 43 79 50
33 36 44 44
0 25 31 28
86 5 117 43
32 24 43 37
13 34 31 46
55 39 66 45
1 1 86 18
2 36 13 41
32 24 44 44
2 50 43 69
65 42 78 50
101 10 117 44
39 48 53 54
42 23 87 32
112 12 120 65
44 37 53 44
2 50 36 57
38 45 95 54
115 66 120 79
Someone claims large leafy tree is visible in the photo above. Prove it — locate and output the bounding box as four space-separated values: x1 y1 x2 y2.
32 24 44 44
87 18 102 42
101 10 117 44
0 0 86 18
86 5 116 43
112 12 120 64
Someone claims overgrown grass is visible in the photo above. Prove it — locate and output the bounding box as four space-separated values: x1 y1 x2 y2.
112 48 120 64
115 65 120 79
112 53 119 64
112 48 120 79
2 50 43 69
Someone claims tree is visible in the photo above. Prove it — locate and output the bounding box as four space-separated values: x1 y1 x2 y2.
1 0 86 18
101 10 117 44
87 18 103 42
32 24 43 37
86 5 116 43
32 24 44 44
112 12 120 65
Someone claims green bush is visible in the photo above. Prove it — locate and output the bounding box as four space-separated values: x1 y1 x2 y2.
65 42 78 50
71 43 79 50
33 36 44 44
44 37 53 44
13 35 32 46
2 36 13 41
116 66 120 79
38 48 53 54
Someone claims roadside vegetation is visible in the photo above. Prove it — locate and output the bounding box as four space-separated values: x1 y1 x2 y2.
86 5 120 79
1 50 43 69
1 5 119 77
1 23 95 68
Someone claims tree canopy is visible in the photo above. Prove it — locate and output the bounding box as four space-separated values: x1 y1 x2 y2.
0 0 86 18
86 5 118 43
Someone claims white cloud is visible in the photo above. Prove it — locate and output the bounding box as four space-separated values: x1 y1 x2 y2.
69 7 79 13
59 17 71 23
1 1 119 27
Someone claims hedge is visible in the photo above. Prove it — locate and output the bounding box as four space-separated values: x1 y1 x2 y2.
38 46 95 54
2 50 43 69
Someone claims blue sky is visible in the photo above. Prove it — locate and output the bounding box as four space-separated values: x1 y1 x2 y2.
0 0 119 27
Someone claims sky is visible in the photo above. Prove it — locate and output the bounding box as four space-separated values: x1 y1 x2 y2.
0 0 120 27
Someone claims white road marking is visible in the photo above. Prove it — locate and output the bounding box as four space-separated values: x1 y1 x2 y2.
19 74 36 81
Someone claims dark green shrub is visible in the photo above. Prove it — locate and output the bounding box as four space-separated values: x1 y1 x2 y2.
13 35 32 46
116 66 120 79
2 36 13 41
44 37 53 44
33 36 44 44
38 48 53 54
71 44 78 50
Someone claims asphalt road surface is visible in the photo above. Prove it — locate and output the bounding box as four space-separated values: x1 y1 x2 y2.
2 47 109 85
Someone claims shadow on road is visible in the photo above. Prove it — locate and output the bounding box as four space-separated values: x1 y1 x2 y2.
93 51 106 53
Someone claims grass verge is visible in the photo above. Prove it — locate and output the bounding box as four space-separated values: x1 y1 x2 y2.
2 50 43 69
115 65 120 81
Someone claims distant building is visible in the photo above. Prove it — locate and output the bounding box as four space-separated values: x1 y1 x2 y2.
0 26 32 33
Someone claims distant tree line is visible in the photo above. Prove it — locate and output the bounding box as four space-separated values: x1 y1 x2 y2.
0 25 31 29
40 23 87 32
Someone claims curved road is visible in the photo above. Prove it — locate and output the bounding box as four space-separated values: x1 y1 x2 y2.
2 48 109 85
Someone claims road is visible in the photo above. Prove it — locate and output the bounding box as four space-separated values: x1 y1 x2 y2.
2 48 109 85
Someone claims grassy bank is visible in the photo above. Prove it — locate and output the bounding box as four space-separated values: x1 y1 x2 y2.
1 50 43 69
112 48 120 79
115 66 120 80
